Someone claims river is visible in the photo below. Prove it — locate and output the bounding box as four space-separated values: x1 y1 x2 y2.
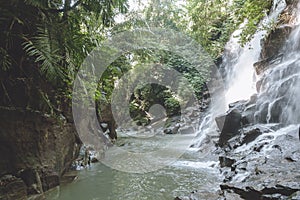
47 132 220 200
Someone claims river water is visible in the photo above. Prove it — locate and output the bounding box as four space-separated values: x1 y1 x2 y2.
47 133 220 200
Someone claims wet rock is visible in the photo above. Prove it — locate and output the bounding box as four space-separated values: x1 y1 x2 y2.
260 26 292 60
0 108 81 198
60 173 78 185
241 104 256 125
220 184 261 200
216 109 242 146
233 161 247 171
91 157 99 163
254 54 284 75
246 94 257 106
290 191 300 200
18 168 43 195
269 98 284 123
256 79 263 93
184 106 201 119
40 169 59 192
97 103 118 140
164 124 180 134
222 170 235 183
218 125 300 200
164 128 172 134
278 0 299 25
254 102 269 123
241 128 262 145
228 100 247 111
221 183 300 200
219 156 236 168
221 190 243 200
0 175 27 200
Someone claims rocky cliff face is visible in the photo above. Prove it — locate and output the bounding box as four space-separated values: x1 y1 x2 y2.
0 2 82 197
0 73 81 199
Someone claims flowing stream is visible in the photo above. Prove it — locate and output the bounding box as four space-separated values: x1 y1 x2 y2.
47 132 220 200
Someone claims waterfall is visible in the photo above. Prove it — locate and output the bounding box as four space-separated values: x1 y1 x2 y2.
255 1 300 125
223 0 286 105
194 0 286 147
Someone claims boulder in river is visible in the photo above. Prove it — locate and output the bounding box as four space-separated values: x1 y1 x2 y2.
164 123 180 134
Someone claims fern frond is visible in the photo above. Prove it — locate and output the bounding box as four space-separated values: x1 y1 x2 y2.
23 27 64 82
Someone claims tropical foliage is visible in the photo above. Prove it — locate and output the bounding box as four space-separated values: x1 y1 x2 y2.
0 0 128 85
186 0 273 58
0 0 274 127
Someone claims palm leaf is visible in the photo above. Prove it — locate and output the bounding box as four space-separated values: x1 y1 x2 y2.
23 27 64 82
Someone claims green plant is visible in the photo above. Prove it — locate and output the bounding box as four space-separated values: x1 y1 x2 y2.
164 97 181 116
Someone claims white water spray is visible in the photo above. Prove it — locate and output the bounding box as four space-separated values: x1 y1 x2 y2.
224 0 286 105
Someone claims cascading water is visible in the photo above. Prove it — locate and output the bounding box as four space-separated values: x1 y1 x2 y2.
196 0 300 153
194 0 286 147
255 1 300 125
220 3 300 192
223 0 286 105
200 1 300 197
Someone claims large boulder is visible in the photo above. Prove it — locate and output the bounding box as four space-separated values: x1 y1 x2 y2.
216 109 242 146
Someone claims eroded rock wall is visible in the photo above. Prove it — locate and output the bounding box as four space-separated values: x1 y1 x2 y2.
0 73 81 199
